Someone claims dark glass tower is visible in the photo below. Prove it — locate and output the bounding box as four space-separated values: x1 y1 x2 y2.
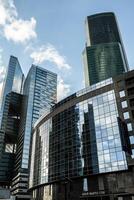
0 56 24 127
0 56 24 187
0 92 22 186
0 56 57 199
83 12 129 86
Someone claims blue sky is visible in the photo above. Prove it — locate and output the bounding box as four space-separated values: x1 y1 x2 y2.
0 0 134 101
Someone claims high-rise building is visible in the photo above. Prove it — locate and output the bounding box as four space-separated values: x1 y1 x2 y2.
83 12 129 86
11 65 57 199
0 56 57 199
0 56 24 190
28 12 134 200
0 56 24 127
0 92 23 187
29 75 134 200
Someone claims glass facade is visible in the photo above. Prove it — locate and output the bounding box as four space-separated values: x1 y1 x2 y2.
113 70 134 161
21 65 57 169
0 92 22 185
12 65 57 196
0 56 24 187
0 56 24 127
1 56 24 100
83 43 126 86
83 12 129 87
29 79 128 190
86 12 122 46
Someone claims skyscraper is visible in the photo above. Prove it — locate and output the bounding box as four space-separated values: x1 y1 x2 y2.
0 56 24 127
11 65 57 198
0 56 24 198
83 12 129 86
0 55 24 173
0 92 23 186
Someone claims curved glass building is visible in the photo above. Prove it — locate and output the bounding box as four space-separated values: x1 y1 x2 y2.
83 12 129 86
29 77 134 200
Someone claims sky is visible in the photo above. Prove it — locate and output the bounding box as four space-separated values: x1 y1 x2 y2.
0 0 134 101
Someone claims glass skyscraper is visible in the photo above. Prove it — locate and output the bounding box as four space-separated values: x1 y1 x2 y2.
11 65 57 198
0 92 23 186
0 56 24 103
0 56 57 199
0 55 24 166
83 12 129 86
0 56 24 127
0 56 24 197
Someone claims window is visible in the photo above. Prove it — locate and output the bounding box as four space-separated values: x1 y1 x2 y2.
104 154 110 163
127 123 132 131
123 112 130 120
116 152 123 161
121 101 128 108
130 136 134 144
5 143 16 153
119 91 125 98
131 149 134 159
108 93 114 101
83 178 88 192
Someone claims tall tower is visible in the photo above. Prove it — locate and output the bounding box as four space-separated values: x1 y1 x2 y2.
11 65 57 199
0 55 24 162
0 92 23 187
0 56 24 101
0 56 24 195
0 56 24 127
83 12 129 86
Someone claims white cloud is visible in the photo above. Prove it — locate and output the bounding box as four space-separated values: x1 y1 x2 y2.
0 0 37 43
4 18 37 43
0 0 17 25
57 76 71 101
30 44 71 70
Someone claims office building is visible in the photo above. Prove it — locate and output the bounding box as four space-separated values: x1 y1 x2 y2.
29 74 134 200
0 56 24 190
0 56 57 199
0 56 24 98
29 12 134 200
0 56 24 127
83 12 129 86
11 65 57 199
0 92 23 187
